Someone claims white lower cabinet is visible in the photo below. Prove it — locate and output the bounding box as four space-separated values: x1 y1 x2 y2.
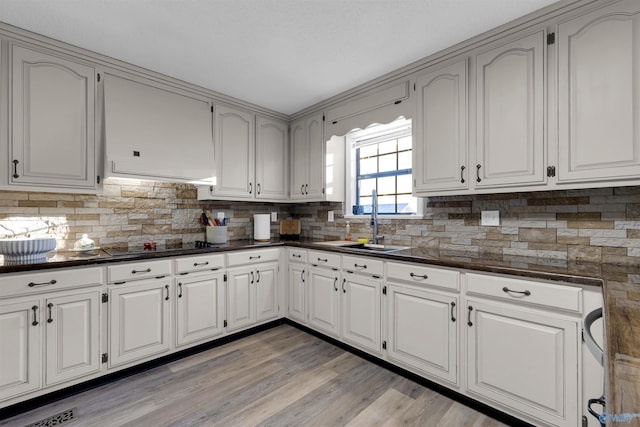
0 299 42 401
109 278 172 368
386 284 458 385
341 273 381 354
45 291 101 386
175 272 225 347
226 262 279 332
465 298 578 427
287 262 306 323
307 267 340 337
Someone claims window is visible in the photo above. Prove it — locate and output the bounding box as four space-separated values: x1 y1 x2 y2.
346 118 421 217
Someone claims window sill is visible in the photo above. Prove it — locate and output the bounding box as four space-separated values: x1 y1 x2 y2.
343 214 425 220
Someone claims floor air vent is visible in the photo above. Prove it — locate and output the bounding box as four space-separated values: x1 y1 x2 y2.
25 408 77 427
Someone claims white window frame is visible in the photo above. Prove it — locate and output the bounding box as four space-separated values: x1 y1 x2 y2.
344 117 424 219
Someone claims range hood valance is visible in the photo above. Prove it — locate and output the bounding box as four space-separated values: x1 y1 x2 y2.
104 73 215 183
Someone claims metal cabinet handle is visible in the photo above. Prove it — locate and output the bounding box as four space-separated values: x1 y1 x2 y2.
178 283 183 298
47 303 54 323
132 268 151 274
460 165 465 184
467 306 473 327
502 287 531 296
317 258 328 263
300 184 305 195
476 164 482 183
292 254 301 258
333 277 338 291
256 270 261 283
409 273 427 280
165 285 170 301
12 159 19 179
251 271 254 284
257 183 261 195
354 263 367 269
342 278 346 294
32 305 39 326
450 302 456 322
249 255 261 260
301 270 305 283
249 182 253 194
193 261 209 267
28 279 57 287
305 184 309 195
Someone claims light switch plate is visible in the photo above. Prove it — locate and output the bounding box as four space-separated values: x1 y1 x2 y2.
328 211 334 222
271 212 277 222
481 210 500 226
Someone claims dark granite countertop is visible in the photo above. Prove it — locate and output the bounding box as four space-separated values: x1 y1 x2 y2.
1 239 638 416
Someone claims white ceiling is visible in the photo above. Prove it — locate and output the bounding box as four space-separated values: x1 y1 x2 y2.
0 0 560 115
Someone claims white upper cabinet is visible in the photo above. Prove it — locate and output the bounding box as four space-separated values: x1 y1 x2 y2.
290 113 325 201
557 0 640 183
475 31 546 189
255 116 288 200
104 73 214 183
211 103 255 198
10 43 97 190
413 59 468 194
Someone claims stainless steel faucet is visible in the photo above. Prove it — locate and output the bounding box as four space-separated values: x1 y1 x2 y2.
371 189 382 244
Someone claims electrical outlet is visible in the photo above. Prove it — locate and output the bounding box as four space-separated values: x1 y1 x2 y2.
328 211 334 222
217 212 225 220
271 212 277 222
481 210 500 226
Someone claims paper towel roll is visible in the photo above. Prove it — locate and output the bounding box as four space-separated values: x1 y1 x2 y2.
254 214 270 242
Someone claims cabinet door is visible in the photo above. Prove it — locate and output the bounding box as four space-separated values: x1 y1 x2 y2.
466 299 578 427
109 279 171 368
306 113 326 200
557 0 640 182
0 299 41 401
290 119 308 200
288 264 306 323
226 267 256 332
475 31 545 188
414 60 468 193
387 284 457 384
45 291 100 386
308 268 340 336
10 44 96 189
341 274 381 354
214 104 255 198
256 116 288 200
256 263 278 322
175 272 224 347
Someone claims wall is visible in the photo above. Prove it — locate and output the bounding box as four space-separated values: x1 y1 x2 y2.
1 180 640 265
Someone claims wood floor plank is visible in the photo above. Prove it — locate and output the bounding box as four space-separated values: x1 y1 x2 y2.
0 324 509 427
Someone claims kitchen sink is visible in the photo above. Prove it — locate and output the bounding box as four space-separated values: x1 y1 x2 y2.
343 243 411 253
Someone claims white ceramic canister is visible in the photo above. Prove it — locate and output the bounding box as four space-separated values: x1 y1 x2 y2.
253 214 270 242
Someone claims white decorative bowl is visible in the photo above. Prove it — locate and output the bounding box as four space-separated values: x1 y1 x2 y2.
0 237 57 263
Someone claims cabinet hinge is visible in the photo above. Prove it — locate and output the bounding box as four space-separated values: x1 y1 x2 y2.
382 341 387 350
101 353 108 363
97 73 101 82
546 165 556 177
547 32 555 45
101 293 108 303
382 286 387 295
223 320 228 328
224 274 227 282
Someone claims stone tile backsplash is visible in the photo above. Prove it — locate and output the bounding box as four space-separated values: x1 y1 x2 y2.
1 179 639 264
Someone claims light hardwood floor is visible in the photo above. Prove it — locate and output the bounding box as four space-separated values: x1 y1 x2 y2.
1 324 508 427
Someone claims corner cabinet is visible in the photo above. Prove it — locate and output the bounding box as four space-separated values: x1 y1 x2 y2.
474 31 546 189
413 59 468 194
290 113 325 201
557 0 640 183
10 43 98 191
255 116 289 200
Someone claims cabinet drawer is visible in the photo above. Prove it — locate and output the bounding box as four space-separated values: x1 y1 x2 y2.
108 259 172 283
308 250 341 270
288 248 307 263
466 273 582 312
342 255 384 278
226 248 280 267
387 262 459 291
0 267 104 298
175 254 225 274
